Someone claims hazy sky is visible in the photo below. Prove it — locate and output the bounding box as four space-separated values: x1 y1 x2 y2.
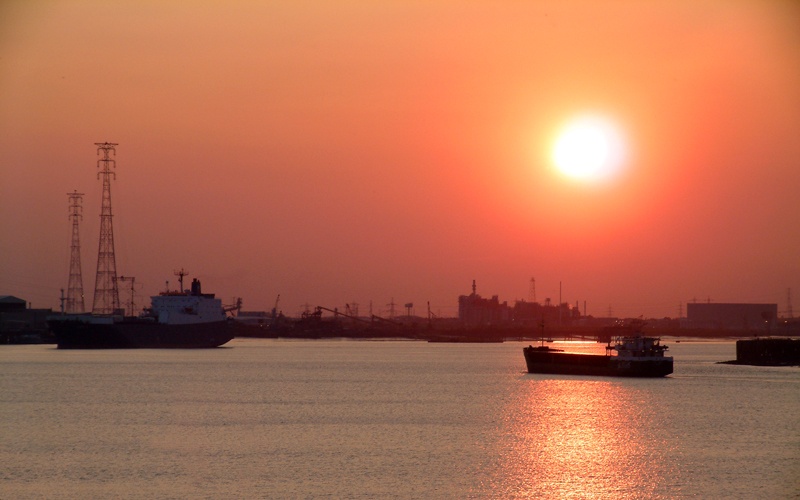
2 1 799 318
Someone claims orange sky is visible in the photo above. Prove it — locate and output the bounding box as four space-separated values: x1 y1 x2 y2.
2 1 799 318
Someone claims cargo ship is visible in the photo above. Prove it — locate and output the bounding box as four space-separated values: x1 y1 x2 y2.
523 328 673 377
48 277 234 349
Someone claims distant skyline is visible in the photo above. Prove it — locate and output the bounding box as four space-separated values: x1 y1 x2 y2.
2 1 799 318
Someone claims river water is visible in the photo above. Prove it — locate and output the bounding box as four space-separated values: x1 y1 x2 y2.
1 339 798 498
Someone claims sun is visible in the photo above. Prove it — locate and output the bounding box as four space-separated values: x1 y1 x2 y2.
552 116 626 182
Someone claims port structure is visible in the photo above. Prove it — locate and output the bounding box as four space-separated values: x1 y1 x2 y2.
66 190 86 313
114 276 137 317
91 142 121 315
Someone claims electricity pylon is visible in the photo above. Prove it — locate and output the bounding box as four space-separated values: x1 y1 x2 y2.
91 142 121 315
66 190 86 313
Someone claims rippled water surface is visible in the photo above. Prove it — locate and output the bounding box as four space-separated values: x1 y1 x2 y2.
1 339 798 498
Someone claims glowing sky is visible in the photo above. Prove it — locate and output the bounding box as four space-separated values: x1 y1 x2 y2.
2 1 799 318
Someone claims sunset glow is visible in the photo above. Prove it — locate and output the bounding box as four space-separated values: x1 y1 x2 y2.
1 1 799 318
495 377 671 497
552 116 627 182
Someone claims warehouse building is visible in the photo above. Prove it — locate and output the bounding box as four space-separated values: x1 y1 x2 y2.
686 302 778 332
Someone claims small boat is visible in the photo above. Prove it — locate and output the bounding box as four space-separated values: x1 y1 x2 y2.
523 324 673 377
48 277 234 349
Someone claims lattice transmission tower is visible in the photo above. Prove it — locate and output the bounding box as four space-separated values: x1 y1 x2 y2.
66 190 86 313
92 142 121 315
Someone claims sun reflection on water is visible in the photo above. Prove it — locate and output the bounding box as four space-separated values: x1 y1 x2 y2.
488 377 674 499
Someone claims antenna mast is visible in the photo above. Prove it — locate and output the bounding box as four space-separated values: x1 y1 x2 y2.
92 142 121 314
66 190 86 313
387 297 396 318
174 268 188 292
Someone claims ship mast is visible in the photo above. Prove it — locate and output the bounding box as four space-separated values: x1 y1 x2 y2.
174 268 188 292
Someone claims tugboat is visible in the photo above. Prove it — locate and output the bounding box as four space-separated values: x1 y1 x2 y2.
48 276 234 349
523 323 673 377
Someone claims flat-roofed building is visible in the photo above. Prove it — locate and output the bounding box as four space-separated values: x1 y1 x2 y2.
686 303 778 331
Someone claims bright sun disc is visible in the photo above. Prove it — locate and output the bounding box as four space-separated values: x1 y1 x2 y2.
552 116 626 182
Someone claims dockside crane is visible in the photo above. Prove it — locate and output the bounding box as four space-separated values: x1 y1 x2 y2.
114 275 139 317
272 294 281 318
224 297 242 317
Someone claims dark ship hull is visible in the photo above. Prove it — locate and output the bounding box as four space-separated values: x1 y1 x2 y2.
523 346 673 377
49 317 233 349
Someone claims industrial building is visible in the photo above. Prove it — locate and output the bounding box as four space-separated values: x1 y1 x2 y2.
686 302 778 332
0 295 53 343
458 280 580 327
458 281 510 326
